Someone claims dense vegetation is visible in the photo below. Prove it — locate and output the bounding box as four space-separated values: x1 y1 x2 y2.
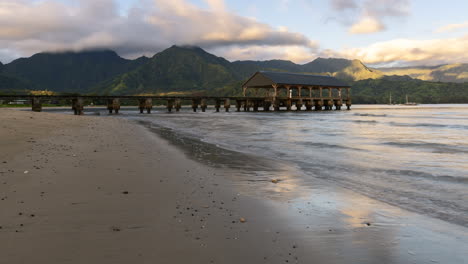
0 46 467 104
378 63 468 83
2 50 148 92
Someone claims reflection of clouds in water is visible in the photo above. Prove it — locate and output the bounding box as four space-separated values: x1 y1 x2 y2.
120 105 468 227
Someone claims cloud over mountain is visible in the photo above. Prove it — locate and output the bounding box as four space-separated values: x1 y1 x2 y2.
322 34 468 66
0 0 318 62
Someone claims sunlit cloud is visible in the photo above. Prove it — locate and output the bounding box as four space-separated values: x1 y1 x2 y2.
321 34 468 66
0 0 318 63
209 44 318 64
435 21 468 33
348 16 385 34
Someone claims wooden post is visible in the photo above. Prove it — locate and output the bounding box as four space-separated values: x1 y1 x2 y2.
72 97 84 115
243 86 247 97
175 99 181 112
286 85 291 99
244 100 249 112
192 99 198 112
253 100 259 112
107 99 120 114
167 99 174 112
309 87 312 98
31 97 42 112
263 100 271 111
296 99 303 111
200 99 207 112
235 100 242 112
138 99 145 113
297 86 302 98
305 100 313 111
273 98 280 111
338 88 342 99
139 98 152 113
215 100 221 112
314 100 323 111
224 99 230 112
319 87 323 98
145 98 152 113
328 87 332 98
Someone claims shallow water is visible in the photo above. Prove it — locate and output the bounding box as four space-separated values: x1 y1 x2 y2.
55 104 468 227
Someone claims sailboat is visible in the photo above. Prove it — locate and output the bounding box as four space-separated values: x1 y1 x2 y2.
403 94 418 106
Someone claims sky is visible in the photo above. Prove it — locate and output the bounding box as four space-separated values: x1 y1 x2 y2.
0 0 467 66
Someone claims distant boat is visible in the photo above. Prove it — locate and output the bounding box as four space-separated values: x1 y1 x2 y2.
403 95 418 106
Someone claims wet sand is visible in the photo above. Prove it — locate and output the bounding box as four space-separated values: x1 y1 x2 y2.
0 108 467 264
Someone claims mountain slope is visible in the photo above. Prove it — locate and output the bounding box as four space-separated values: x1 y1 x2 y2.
231 60 303 78
0 74 31 94
377 63 468 83
232 57 382 81
3 50 149 92
94 46 238 95
304 58 383 81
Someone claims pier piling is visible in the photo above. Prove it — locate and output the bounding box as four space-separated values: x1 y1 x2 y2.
224 99 230 112
72 97 84 115
107 98 120 114
31 97 42 112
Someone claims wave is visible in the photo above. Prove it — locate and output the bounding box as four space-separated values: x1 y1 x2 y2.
383 141 468 154
354 113 387 117
382 168 468 184
301 142 364 151
352 120 378 124
389 122 468 130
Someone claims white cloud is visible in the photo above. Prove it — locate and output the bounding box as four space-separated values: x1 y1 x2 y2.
435 21 468 33
321 34 468 65
0 0 318 63
209 44 318 64
348 16 385 34
330 0 410 34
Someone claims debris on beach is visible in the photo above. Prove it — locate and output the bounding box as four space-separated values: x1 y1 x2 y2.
271 179 279 184
239 217 246 223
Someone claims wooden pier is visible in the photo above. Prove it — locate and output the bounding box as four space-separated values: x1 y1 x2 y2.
0 72 351 115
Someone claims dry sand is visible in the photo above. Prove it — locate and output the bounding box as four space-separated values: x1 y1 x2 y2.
0 108 467 264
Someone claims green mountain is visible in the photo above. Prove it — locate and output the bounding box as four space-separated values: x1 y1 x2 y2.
377 64 468 83
95 45 238 95
231 57 382 81
352 76 468 104
1 45 467 104
0 74 32 94
307 58 383 81
3 50 149 92
231 60 302 77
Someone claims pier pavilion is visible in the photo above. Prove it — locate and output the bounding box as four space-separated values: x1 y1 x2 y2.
242 71 351 110
0 71 351 114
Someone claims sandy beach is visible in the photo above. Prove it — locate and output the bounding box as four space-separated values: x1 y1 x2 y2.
1 108 467 264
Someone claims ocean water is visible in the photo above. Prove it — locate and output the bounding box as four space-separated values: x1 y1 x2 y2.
119 104 467 227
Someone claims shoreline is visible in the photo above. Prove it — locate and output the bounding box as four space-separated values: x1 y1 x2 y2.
1 108 467 263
